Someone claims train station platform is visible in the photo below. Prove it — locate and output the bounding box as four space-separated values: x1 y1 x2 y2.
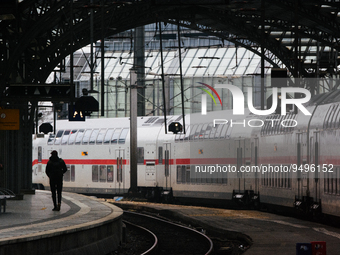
112 201 340 255
0 190 123 255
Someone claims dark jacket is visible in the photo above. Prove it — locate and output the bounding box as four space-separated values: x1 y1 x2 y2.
46 155 67 179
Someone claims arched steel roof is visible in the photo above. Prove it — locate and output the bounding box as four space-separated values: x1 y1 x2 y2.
1 0 340 95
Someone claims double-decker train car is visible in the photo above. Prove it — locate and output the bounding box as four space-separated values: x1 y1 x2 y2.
32 89 340 219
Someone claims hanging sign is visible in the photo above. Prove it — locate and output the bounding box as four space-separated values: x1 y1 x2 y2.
0 109 20 130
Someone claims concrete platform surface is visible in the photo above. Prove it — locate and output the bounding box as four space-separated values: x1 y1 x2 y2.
0 190 123 255
112 201 340 255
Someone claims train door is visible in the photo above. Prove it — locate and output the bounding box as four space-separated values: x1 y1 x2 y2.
233 138 255 206
309 130 321 216
245 139 252 189
163 143 171 190
116 149 125 194
34 146 43 175
235 138 245 193
253 137 259 195
295 131 310 213
145 143 156 182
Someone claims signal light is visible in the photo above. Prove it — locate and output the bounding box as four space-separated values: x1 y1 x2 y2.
168 122 182 134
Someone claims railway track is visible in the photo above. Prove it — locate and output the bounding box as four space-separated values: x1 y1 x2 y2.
123 210 213 255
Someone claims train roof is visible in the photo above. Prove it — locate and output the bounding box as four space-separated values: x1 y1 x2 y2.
306 89 340 106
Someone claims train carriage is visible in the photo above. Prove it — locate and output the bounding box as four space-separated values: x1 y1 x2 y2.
33 90 340 219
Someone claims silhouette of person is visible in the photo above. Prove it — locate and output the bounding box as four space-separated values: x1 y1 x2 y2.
46 150 67 211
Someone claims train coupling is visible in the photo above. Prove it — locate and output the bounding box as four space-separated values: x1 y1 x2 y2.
161 188 173 203
310 200 322 219
294 196 309 214
232 190 259 208
294 196 321 218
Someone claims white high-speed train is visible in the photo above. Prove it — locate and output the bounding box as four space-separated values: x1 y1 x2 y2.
33 89 340 219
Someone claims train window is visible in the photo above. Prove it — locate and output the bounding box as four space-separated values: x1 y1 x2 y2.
195 166 201 184
276 115 284 134
158 147 163 165
190 165 196 183
54 130 64 145
119 128 129 144
178 125 188 141
188 125 198 140
176 165 182 183
323 105 334 129
332 171 336 194
186 165 191 183
214 124 224 138
182 165 186 183
336 110 340 129
204 124 213 139
265 116 272 135
104 129 115 144
96 129 107 144
201 171 207 183
92 165 98 182
336 167 340 195
137 147 144 164
209 124 217 139
38 146 42 163
64 165 71 182
68 130 78 145
328 172 331 193
61 130 71 145
107 165 114 182
89 129 99 144
183 126 191 141
194 124 203 140
117 160 122 183
281 115 287 133
47 134 55 145
111 128 121 144
82 129 93 144
198 124 208 139
219 124 229 139
206 172 212 183
275 172 278 187
222 170 228 184
71 165 75 182
74 129 85 145
331 104 339 129
100 165 107 182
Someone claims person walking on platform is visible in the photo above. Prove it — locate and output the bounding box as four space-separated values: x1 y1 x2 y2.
46 150 67 211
